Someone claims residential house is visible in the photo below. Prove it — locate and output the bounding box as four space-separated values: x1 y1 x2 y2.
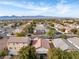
67 37 79 50
52 38 70 50
54 24 64 29
13 28 23 34
64 27 71 33
33 37 53 59
7 37 30 55
7 37 54 59
34 23 48 35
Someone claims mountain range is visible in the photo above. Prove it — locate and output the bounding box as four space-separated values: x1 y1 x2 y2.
0 15 78 20
0 15 53 20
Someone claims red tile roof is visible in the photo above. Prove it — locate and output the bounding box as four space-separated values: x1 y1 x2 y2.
33 38 50 49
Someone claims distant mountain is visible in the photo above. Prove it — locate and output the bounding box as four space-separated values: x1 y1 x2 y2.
0 15 78 20
0 15 53 20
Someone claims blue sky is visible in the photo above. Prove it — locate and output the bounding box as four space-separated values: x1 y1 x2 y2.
0 0 79 17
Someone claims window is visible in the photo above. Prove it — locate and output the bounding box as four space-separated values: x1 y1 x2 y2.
23 42 26 44
16 42 19 44
13 43 15 45
9 47 12 49
15 47 16 49
23 46 25 47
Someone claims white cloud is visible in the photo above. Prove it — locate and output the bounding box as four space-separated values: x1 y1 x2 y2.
55 2 71 14
0 1 50 11
0 0 79 17
59 0 68 3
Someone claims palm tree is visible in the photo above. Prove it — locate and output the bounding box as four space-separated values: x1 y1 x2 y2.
18 45 36 59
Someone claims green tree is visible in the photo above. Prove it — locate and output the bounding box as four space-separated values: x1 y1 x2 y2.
47 28 56 39
60 34 67 39
23 23 34 34
0 50 8 57
60 28 65 32
16 32 26 37
18 46 36 59
48 48 79 59
70 29 77 34
76 29 79 37
68 51 79 59
48 48 62 59
28 25 34 34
